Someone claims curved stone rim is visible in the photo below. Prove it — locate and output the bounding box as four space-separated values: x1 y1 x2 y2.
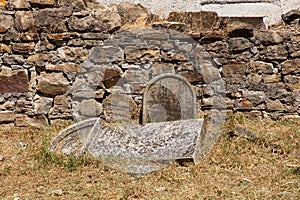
49 118 98 152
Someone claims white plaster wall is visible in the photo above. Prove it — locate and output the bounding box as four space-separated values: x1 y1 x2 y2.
99 0 300 25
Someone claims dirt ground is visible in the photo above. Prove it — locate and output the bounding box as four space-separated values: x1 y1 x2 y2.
0 115 299 199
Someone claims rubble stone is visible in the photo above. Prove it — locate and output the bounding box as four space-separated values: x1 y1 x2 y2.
0 111 15 123
37 73 69 96
14 11 34 31
0 70 29 93
78 99 103 117
0 14 14 33
282 9 300 24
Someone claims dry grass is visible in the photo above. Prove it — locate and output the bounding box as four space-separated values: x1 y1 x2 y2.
0 115 299 200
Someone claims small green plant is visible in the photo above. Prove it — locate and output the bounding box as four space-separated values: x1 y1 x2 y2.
37 145 91 172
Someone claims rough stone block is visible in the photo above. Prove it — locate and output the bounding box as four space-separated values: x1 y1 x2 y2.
78 99 103 117
266 100 287 111
0 70 29 93
161 51 187 62
123 69 149 84
15 114 48 127
48 95 72 119
152 21 187 32
0 44 11 53
0 111 15 123
0 0 6 8
178 71 203 83
264 74 281 84
125 47 160 63
0 14 14 33
227 21 253 38
81 33 109 40
222 61 246 77
14 11 34 32
34 95 53 115
12 42 35 54
2 27 20 41
57 0 85 12
228 37 253 52
254 31 284 45
282 9 300 24
37 72 69 96
89 46 124 64
35 7 72 32
2 55 24 65
111 2 150 29
102 94 138 124
68 16 105 32
247 61 274 74
281 59 300 75
266 45 288 60
6 0 30 9
30 0 56 7
200 31 225 44
101 65 123 88
150 62 175 77
238 99 254 110
26 53 52 62
288 43 300 58
45 63 81 73
204 41 228 52
168 11 219 31
284 75 300 90
56 47 88 62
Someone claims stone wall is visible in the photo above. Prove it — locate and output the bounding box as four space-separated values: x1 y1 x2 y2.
100 0 298 25
0 0 299 127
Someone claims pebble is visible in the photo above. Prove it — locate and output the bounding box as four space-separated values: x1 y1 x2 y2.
51 189 63 196
16 141 27 149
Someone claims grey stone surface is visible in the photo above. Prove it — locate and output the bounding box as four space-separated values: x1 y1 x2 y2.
102 94 138 124
89 119 204 173
50 118 206 174
34 95 53 115
143 74 196 124
78 99 103 117
89 46 124 64
49 118 98 155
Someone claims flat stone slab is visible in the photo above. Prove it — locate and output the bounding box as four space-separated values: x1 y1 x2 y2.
86 118 204 173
